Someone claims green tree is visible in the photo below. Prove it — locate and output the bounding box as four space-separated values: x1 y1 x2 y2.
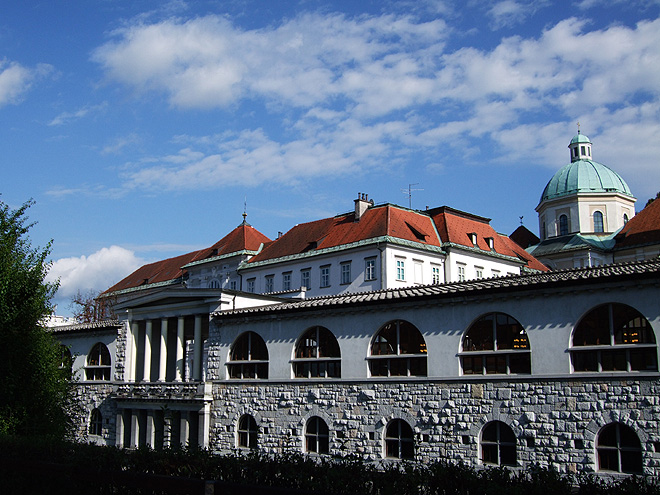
0 198 74 439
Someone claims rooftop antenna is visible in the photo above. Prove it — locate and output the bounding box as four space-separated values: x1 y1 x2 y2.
402 183 423 209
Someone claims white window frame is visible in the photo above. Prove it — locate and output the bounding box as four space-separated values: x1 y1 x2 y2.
365 258 376 281
340 262 351 285
320 265 330 288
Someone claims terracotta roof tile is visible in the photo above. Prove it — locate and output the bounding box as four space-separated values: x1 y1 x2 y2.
105 222 270 294
614 199 660 249
247 204 441 263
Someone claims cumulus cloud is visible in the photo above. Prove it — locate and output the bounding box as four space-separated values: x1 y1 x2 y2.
46 246 144 303
0 59 53 107
89 11 660 196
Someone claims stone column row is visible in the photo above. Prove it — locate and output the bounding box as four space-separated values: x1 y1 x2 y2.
126 315 204 382
116 408 207 448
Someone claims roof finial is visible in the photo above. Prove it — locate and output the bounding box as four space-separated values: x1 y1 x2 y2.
242 197 248 224
519 215 524 226
577 121 581 134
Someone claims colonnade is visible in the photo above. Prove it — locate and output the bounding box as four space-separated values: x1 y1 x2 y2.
115 406 210 449
126 314 206 382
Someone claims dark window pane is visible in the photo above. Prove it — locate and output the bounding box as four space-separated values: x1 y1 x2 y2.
509 353 531 374
574 307 610 346
572 351 598 372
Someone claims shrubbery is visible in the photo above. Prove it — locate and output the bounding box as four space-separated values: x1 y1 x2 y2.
1 436 659 495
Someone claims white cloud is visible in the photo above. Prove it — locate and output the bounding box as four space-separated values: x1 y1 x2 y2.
48 102 108 126
47 246 144 302
0 59 52 107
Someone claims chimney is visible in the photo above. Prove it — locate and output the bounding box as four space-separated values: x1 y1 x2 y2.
354 193 373 221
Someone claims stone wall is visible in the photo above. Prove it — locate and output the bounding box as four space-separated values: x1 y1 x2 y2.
209 376 660 475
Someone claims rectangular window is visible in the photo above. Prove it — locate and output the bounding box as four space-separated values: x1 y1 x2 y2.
475 267 483 279
432 266 441 284
365 258 376 281
457 264 466 282
230 280 237 290
341 262 351 285
282 272 291 291
301 269 311 290
265 275 274 293
492 270 500 278
396 259 405 281
320 265 330 288
414 261 423 284
247 278 255 293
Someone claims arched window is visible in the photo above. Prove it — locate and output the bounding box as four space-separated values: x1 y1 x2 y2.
597 423 643 474
623 214 629 225
293 326 341 378
228 332 268 379
593 211 604 233
237 414 258 449
208 279 221 289
481 421 516 466
59 345 73 373
384 419 414 460
460 313 531 375
559 214 568 236
85 343 111 381
305 416 330 454
369 320 427 377
89 408 103 436
571 303 657 372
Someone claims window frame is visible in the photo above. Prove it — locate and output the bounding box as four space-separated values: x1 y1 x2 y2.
396 259 405 281
237 414 258 450
282 271 292 291
559 214 569 236
264 275 274 293
246 278 255 293
596 422 643 474
89 408 103 436
460 312 531 376
368 320 427 377
305 416 330 454
85 342 111 381
320 265 331 288
227 332 269 379
480 421 517 467
340 262 351 285
301 268 311 290
593 210 604 233
292 326 341 379
384 419 414 460
571 303 657 373
365 258 376 281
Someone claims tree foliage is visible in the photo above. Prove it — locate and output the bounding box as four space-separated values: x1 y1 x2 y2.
0 198 74 439
645 192 660 208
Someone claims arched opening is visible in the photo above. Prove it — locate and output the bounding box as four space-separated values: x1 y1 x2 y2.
227 332 269 379
369 320 427 377
293 326 340 378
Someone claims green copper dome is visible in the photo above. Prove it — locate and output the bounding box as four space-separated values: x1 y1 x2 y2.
540 159 634 203
569 133 592 145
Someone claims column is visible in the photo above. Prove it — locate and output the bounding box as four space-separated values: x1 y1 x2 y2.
145 411 156 448
143 320 153 382
198 404 210 449
158 318 168 381
193 315 202 381
180 412 190 447
129 321 139 382
130 411 140 448
115 411 125 448
175 317 185 382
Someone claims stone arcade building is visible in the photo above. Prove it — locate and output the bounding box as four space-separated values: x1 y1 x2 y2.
56 259 660 476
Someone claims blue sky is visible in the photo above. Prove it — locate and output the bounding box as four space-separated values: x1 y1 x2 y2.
2 0 659 314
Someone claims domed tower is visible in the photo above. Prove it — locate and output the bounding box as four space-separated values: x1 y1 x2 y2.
536 131 636 240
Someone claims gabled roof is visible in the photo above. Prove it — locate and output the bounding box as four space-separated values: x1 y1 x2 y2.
614 199 660 250
428 206 547 271
245 204 442 265
509 225 540 250
104 222 270 295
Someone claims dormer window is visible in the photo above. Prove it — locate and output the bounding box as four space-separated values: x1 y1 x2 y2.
468 233 478 246
485 237 494 250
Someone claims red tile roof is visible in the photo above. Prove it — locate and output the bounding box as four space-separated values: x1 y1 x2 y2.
429 206 547 271
104 222 270 294
615 199 660 249
247 204 441 263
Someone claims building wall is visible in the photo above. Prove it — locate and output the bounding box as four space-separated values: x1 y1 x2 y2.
208 377 660 474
